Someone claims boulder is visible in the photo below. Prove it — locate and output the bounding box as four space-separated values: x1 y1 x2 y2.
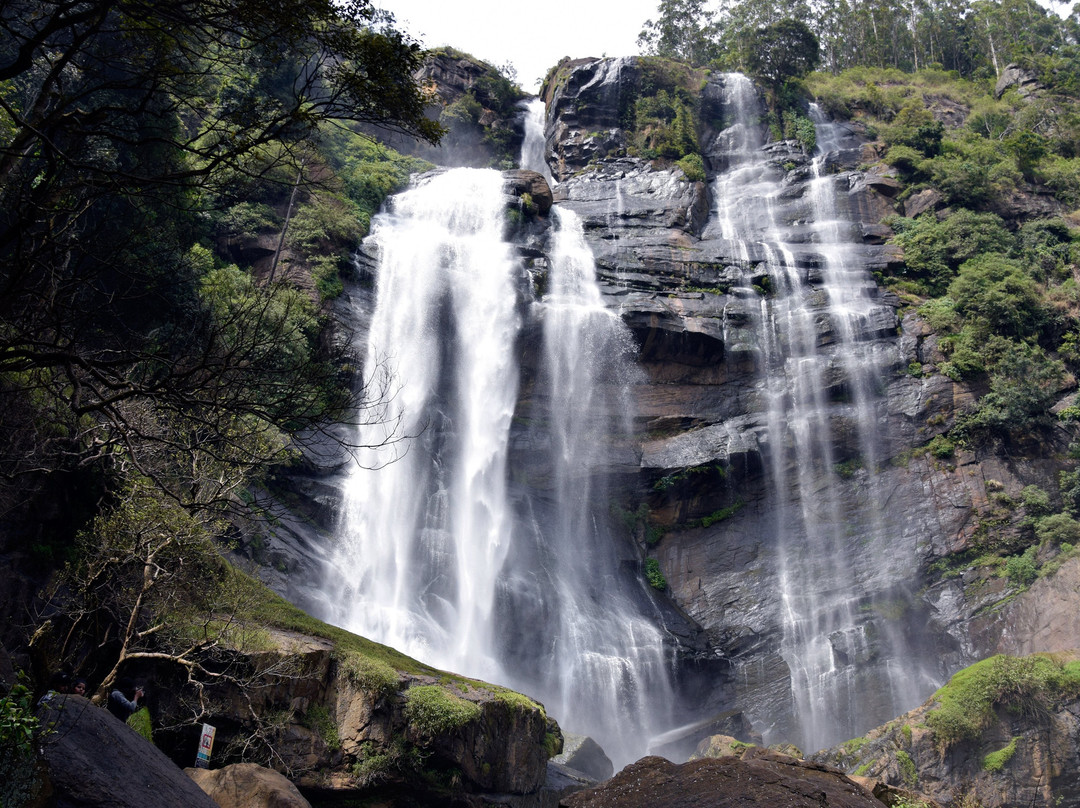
560 754 886 807
37 694 220 808
647 710 762 761
903 187 944 218
504 169 554 215
995 63 1043 99
186 763 311 808
553 733 614 781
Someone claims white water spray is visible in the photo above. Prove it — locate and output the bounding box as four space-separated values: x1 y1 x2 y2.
710 74 935 750
332 168 521 681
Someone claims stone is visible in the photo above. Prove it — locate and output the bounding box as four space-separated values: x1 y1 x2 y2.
37 694 220 808
904 188 944 218
504 169 554 215
553 733 614 781
647 710 762 761
560 754 886 808
995 63 1043 99
186 763 312 808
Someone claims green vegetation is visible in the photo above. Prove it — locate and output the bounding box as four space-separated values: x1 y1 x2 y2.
983 736 1019 771
896 748 918 787
653 463 726 491
353 737 426 786
687 500 745 528
305 705 341 752
629 58 709 166
644 558 668 590
926 654 1080 750
0 678 44 808
404 686 482 739
426 47 526 168
127 708 154 744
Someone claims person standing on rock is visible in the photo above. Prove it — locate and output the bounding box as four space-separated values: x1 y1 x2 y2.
107 677 143 722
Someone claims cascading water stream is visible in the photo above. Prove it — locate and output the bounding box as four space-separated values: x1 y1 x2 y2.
329 107 676 767
709 74 935 751
525 205 675 767
330 168 521 682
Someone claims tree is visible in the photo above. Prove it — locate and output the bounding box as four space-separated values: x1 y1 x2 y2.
0 0 439 515
638 0 723 65
745 18 820 90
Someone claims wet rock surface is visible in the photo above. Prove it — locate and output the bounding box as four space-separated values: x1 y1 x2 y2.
560 753 887 808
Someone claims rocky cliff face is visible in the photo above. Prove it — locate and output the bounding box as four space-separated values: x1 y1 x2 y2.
257 54 1080 781
534 57 1080 753
809 651 1080 807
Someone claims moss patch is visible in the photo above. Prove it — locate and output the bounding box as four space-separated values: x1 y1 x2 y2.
983 736 1019 772
405 685 482 739
926 654 1080 749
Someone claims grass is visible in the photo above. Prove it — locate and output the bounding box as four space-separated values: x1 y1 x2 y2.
983 737 1019 772
926 654 1080 750
405 686 482 739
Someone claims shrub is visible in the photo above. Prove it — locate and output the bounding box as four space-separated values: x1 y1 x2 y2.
926 654 1080 749
1035 512 1080 546
1004 548 1038 587
947 253 1044 338
676 152 706 182
644 558 667 590
890 210 1012 295
0 678 44 808
927 435 955 459
1020 485 1052 517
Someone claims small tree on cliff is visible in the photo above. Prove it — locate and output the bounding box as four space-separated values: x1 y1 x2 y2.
638 0 723 65
745 18 820 94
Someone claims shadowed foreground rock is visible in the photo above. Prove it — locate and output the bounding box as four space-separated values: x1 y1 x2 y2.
559 754 885 808
37 694 219 808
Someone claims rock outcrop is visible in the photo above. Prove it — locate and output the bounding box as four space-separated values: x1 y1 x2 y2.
811 654 1080 808
560 753 890 808
129 624 553 804
37 694 220 808
534 56 1080 755
260 54 1080 793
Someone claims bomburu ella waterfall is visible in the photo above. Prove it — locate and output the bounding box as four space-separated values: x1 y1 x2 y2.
324 67 953 767
327 126 676 764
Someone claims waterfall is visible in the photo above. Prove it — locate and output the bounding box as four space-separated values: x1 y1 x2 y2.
522 206 675 768
709 74 936 751
331 168 521 681
519 97 554 185
330 139 675 765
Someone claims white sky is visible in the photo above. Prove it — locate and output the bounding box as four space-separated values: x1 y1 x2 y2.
378 0 656 91
378 0 1074 94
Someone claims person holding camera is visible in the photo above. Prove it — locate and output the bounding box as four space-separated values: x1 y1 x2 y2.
107 677 144 722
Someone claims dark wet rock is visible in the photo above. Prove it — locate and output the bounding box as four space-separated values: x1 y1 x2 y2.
37 694 220 808
560 754 887 808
